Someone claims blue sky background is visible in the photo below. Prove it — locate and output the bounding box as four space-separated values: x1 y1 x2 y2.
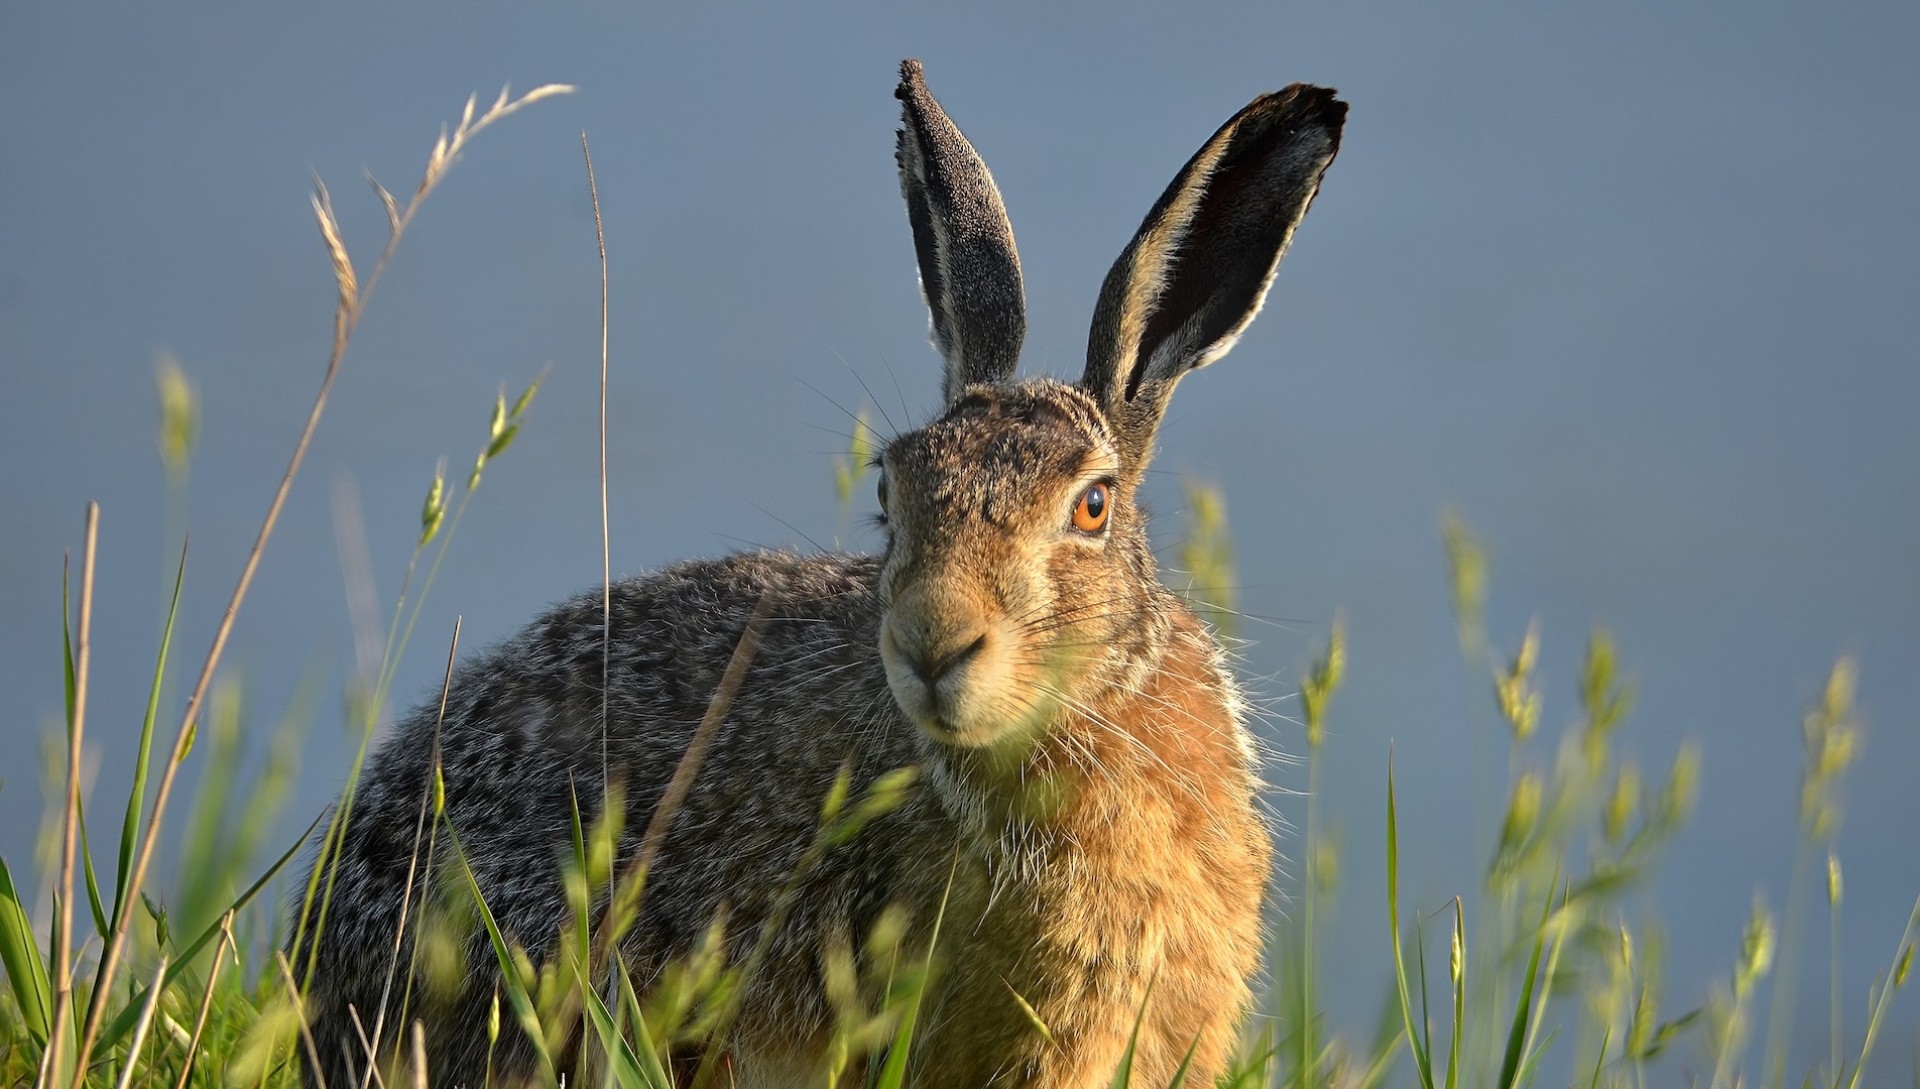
2 1 1915 1079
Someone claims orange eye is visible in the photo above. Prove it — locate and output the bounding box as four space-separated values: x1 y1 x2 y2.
1072 482 1111 534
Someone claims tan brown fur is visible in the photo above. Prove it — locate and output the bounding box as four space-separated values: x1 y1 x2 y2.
905 616 1266 1087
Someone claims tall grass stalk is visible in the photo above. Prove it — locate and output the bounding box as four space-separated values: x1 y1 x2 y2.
1843 895 1917 1089
46 506 99 1089
580 131 615 913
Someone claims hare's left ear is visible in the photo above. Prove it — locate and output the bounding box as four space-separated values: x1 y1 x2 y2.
896 59 1027 405
1082 84 1345 475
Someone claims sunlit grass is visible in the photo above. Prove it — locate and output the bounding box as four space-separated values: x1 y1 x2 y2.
3 85 1917 1089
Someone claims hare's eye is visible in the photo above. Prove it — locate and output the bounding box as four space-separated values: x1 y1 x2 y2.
1072 482 1111 534
876 475 889 517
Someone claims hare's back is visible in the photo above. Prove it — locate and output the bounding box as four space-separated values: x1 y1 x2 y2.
393 548 896 807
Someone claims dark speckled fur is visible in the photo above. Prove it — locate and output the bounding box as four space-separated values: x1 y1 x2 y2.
296 61 1344 1089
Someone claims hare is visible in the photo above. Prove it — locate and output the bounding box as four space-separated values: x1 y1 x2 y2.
296 60 1344 1089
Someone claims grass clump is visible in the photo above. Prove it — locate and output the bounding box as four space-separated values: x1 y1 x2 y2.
3 89 1917 1089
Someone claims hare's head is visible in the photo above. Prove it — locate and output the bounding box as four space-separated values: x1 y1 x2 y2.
875 60 1344 749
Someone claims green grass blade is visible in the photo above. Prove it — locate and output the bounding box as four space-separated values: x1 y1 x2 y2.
1354 1019 1406 1089
578 956 662 1089
95 811 321 1051
1845 894 1920 1089
450 826 557 1085
1386 757 1438 1089
875 855 957 1089
568 783 594 977
1416 919 1435 1083
62 564 76 734
614 955 673 1089
0 857 55 1045
1513 1026 1559 1086
1164 1034 1201 1089
1106 980 1154 1089
115 541 186 928
1446 899 1464 1089
74 797 111 939
1496 878 1556 1088
1216 1022 1277 1089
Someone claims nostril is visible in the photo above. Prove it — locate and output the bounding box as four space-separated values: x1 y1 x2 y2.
950 632 988 672
907 631 989 687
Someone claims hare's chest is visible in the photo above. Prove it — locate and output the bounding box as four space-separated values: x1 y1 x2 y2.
1042 768 1266 972
945 772 1266 1083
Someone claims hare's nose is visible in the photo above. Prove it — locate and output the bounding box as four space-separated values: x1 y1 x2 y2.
904 631 989 689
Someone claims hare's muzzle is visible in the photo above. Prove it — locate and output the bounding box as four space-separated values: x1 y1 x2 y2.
878 608 1018 746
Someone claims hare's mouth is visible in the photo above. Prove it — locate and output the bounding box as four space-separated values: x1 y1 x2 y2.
879 619 1029 748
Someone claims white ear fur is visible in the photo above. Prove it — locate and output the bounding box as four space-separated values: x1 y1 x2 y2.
1082 84 1345 468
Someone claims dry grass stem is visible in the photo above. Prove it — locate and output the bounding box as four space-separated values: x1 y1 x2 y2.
277 951 329 1089
108 956 167 1089
594 596 773 969
409 1021 427 1089
346 1007 389 1089
46 503 98 1089
170 914 234 1089
581 131 613 849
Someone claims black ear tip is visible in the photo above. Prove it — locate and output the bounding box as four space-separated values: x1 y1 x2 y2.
896 58 926 102
1261 83 1348 136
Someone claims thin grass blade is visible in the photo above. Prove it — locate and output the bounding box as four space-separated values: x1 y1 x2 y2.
875 855 957 1089
1386 758 1438 1089
613 955 673 1089
450 828 557 1085
1513 1026 1559 1086
116 542 186 927
1106 981 1154 1089
0 857 54 1044
1355 1025 1406 1089
74 798 111 938
1845 894 1920 1089
1497 878 1556 1088
1416 918 1435 1086
1164 1034 1201 1089
578 957 662 1089
1446 899 1464 1089
1585 1027 1610 1089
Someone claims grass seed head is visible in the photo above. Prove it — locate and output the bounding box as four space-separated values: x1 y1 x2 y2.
1737 895 1775 993
1441 509 1486 649
155 355 198 475
420 465 447 546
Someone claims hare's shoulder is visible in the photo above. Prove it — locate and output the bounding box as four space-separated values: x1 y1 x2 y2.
482 548 875 677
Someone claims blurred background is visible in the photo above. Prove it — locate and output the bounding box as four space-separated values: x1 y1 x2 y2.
2 0 1915 1079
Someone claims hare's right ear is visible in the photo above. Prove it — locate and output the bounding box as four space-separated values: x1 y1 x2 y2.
895 59 1026 405
1082 84 1345 478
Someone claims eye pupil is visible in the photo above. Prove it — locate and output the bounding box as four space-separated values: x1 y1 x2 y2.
1073 482 1111 533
